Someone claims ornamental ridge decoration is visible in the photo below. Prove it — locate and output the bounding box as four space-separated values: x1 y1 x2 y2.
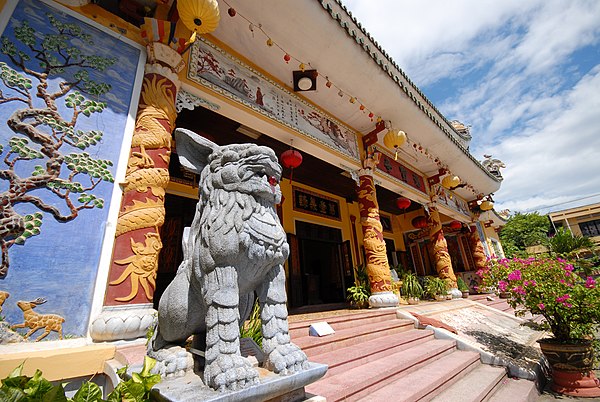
176 89 220 113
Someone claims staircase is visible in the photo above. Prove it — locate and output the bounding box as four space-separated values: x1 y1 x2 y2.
290 309 538 402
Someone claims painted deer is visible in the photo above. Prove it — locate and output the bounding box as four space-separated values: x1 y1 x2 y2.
0 290 8 313
12 298 65 342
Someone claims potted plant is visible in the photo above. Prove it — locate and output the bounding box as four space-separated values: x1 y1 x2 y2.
425 276 447 301
457 276 469 298
346 263 371 308
401 271 423 304
346 284 370 309
479 257 600 397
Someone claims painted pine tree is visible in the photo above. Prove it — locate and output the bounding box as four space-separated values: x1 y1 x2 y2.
0 14 117 277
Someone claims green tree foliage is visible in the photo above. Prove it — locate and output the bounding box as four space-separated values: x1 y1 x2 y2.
499 212 550 258
0 12 117 277
548 227 595 256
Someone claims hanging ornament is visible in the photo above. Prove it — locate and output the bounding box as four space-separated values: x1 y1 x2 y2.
349 97 356 104
338 90 344 97
359 104 365 111
284 53 291 63
441 175 461 189
480 200 494 211
412 216 428 229
266 38 273 47
177 0 221 45
227 7 236 17
376 116 382 123
396 197 411 210
368 112 374 120
280 147 303 183
299 63 305 72
383 129 407 160
449 220 462 230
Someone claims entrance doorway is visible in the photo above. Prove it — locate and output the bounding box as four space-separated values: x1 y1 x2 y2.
289 221 353 308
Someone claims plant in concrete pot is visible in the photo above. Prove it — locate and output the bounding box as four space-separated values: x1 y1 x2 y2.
401 272 423 304
481 257 600 397
425 276 447 301
457 276 469 298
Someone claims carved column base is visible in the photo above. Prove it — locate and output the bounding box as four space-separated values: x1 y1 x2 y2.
369 291 399 308
89 305 156 342
449 288 463 299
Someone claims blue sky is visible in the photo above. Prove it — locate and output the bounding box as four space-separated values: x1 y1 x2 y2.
343 0 600 215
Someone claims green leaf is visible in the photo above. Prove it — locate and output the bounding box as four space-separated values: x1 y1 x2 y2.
119 381 145 402
140 356 156 378
40 384 67 402
71 382 102 402
0 386 26 401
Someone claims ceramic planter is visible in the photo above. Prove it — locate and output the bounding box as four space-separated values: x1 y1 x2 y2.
538 338 600 397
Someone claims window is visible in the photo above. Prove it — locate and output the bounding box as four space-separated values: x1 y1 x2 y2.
579 219 600 237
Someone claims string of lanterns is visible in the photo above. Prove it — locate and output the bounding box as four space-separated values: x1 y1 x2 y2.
207 0 486 203
219 0 383 123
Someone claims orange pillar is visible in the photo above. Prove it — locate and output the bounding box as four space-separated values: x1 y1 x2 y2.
357 154 398 307
90 39 183 341
427 202 458 294
468 226 488 271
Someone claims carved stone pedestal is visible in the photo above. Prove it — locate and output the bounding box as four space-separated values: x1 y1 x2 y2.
141 362 327 402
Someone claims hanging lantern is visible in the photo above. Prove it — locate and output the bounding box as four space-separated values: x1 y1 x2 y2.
280 149 302 169
383 129 407 160
449 220 462 230
480 200 494 211
412 216 428 229
396 197 411 210
284 54 291 63
281 148 302 184
177 0 221 45
441 175 461 189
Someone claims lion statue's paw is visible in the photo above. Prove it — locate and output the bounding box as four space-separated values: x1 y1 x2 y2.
148 345 193 378
204 354 259 392
265 342 309 375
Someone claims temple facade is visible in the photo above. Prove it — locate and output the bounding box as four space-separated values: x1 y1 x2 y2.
0 0 505 384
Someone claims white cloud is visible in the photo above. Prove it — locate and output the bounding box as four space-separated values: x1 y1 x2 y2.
343 0 600 214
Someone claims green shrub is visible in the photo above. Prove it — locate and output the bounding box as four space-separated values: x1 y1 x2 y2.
0 356 160 402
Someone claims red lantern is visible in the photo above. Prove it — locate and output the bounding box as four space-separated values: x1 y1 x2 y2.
396 197 411 210
449 220 462 230
280 149 302 169
412 216 428 229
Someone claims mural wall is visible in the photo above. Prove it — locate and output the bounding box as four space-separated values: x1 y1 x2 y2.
188 38 360 161
0 0 143 341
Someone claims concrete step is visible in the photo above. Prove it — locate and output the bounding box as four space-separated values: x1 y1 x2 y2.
354 349 481 402
310 328 435 377
429 364 507 402
486 377 538 402
305 338 458 402
289 309 398 339
294 318 414 356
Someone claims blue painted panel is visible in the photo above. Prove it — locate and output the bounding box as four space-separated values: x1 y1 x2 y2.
0 0 142 340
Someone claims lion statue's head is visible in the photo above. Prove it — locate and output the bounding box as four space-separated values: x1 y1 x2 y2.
175 128 282 205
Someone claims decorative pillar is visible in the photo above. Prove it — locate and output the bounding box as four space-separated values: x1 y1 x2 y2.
468 226 488 271
90 23 184 341
356 153 398 308
427 201 460 297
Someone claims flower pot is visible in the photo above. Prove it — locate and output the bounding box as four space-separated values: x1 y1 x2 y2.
407 296 419 305
434 295 446 301
498 291 511 299
538 338 600 397
461 291 469 298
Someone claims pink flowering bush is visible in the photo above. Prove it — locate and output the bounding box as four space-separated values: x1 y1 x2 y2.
479 257 600 341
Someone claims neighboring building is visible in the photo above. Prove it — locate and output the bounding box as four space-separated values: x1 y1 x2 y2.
0 0 505 384
548 202 600 246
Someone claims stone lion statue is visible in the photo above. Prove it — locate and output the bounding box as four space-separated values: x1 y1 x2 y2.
148 128 308 392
